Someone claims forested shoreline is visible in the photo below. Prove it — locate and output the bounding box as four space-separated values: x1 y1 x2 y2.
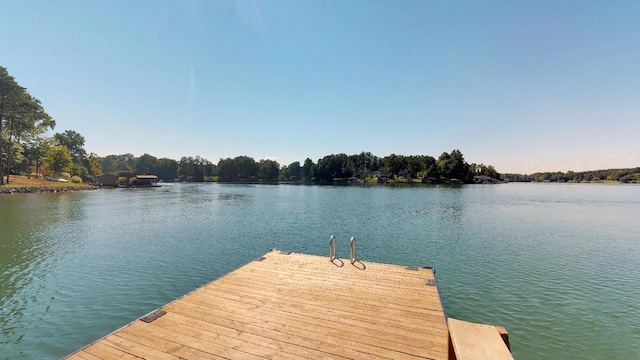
503 168 640 183
95 150 499 184
1 66 500 185
2 66 637 186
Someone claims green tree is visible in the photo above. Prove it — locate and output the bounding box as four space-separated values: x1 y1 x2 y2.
70 162 90 180
485 165 499 179
383 154 407 178
302 158 314 181
217 158 235 182
192 156 207 182
258 159 280 182
315 154 351 181
88 153 103 176
6 141 27 175
23 135 53 177
204 161 216 180
53 130 90 180
178 156 195 181
406 155 422 179
99 153 135 173
54 130 86 162
436 150 470 182
349 151 378 177
0 67 23 184
136 153 158 174
98 156 119 174
156 158 178 181
287 161 301 181
3 94 55 183
177 156 210 181
218 156 258 182
412 155 437 180
43 145 72 177
0 67 55 183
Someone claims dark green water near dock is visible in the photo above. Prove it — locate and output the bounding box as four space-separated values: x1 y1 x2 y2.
1 183 639 359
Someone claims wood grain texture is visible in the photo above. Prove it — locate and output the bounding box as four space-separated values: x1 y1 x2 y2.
447 318 513 360
65 251 449 359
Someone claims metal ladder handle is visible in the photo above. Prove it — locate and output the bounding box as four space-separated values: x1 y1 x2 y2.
349 237 357 264
329 235 337 261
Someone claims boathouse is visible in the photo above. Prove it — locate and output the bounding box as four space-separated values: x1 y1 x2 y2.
116 172 159 187
133 174 159 186
96 173 117 187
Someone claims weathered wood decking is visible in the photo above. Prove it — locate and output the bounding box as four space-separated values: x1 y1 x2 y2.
447 319 514 360
65 251 450 359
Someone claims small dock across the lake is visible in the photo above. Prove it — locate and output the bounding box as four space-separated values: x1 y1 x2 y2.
65 250 511 359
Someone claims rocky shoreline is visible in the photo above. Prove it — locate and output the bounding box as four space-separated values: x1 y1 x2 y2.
0 186 98 194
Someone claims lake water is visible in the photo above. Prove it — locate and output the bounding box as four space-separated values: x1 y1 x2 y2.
1 183 639 359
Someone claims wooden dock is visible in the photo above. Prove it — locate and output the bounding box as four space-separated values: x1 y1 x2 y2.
65 250 512 359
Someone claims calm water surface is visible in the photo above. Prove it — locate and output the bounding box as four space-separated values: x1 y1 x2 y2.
1 183 639 359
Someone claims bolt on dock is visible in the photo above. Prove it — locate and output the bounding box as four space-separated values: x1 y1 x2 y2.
65 250 512 359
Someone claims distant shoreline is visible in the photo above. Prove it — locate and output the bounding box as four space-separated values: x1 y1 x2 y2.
0 186 97 195
1 179 634 195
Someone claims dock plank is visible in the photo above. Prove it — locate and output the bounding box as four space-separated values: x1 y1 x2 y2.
101 334 180 360
448 318 514 360
65 251 450 359
169 294 447 352
66 351 102 360
80 341 142 359
116 322 226 360
156 311 344 359
212 275 445 315
184 288 446 335
169 296 446 359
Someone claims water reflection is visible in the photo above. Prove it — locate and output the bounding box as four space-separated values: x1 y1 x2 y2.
215 193 250 202
1 183 639 359
0 193 88 348
436 203 463 223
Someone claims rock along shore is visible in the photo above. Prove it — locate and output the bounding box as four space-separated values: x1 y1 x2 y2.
0 186 98 194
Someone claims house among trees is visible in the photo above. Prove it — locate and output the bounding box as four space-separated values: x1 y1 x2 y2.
474 175 494 184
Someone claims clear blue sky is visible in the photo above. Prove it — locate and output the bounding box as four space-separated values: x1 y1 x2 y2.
2 0 638 174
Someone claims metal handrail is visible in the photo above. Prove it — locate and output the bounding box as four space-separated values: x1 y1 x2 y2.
329 235 337 261
349 237 357 264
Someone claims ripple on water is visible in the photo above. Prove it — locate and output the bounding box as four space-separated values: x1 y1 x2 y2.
1 183 640 359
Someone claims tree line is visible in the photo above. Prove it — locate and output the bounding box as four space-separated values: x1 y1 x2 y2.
502 168 640 183
2 65 502 185
6 66 638 186
0 67 55 184
7 144 500 185
2 66 504 185
96 150 498 184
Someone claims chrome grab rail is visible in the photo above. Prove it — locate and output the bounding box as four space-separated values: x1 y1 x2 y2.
349 237 357 264
329 235 337 261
